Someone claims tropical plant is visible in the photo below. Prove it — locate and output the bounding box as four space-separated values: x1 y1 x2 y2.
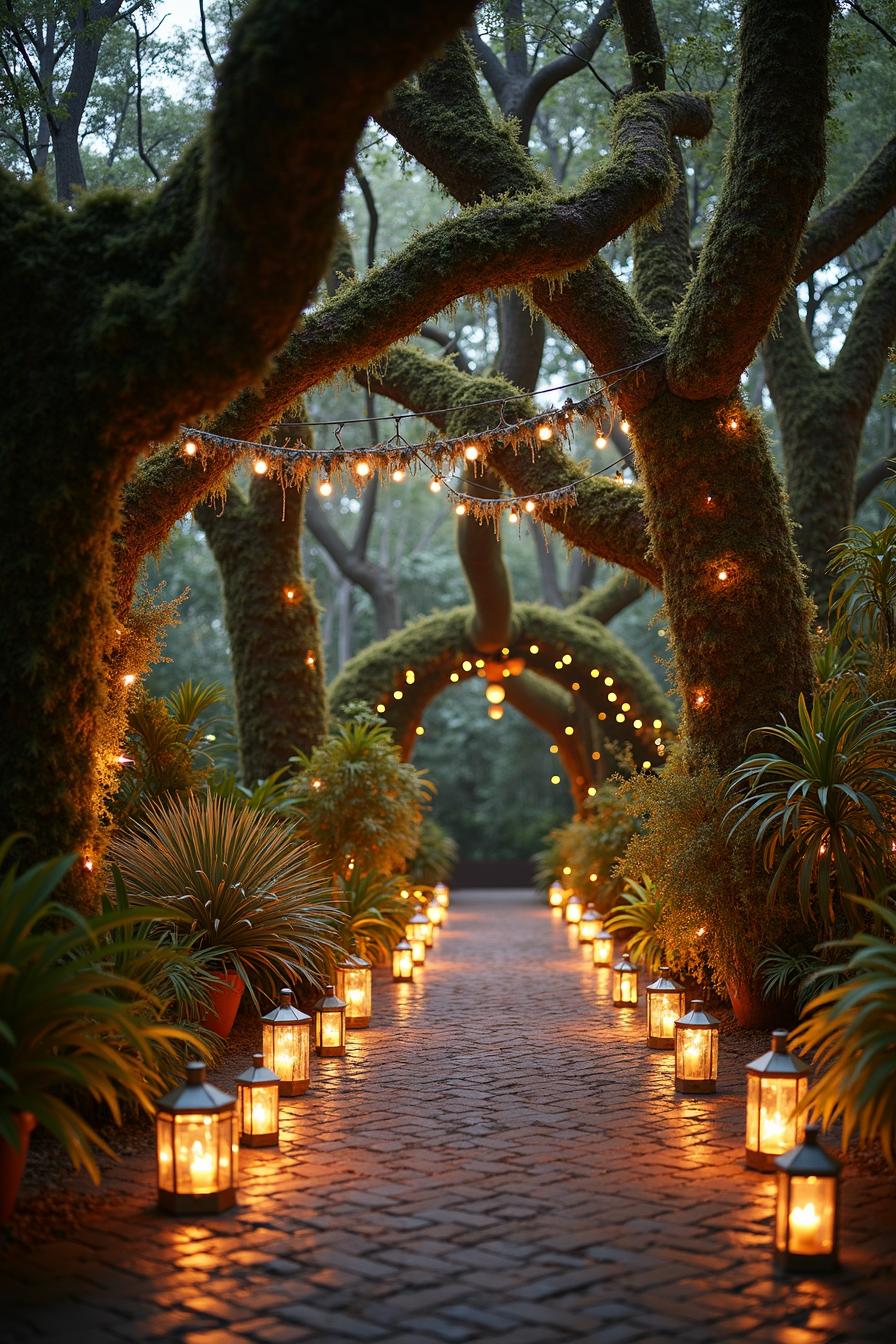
207 765 295 814
723 682 896 926
605 875 665 973
109 793 340 1003
333 870 411 965
0 838 204 1182
291 717 432 880
758 944 843 1015
535 782 640 911
791 897 896 1165
407 818 458 886
115 680 229 822
829 503 896 658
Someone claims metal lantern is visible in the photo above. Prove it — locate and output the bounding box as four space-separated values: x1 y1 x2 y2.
674 1000 720 1093
548 880 565 908
564 893 584 924
646 967 686 1050
746 1030 811 1171
612 952 638 1006
315 984 347 1057
434 880 450 909
406 908 430 961
578 904 602 943
261 987 311 1096
335 954 372 1029
593 930 613 965
155 1061 238 1214
426 895 444 927
236 1053 280 1148
392 937 414 981
774 1125 841 1274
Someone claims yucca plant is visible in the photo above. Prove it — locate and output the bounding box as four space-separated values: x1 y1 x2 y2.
605 875 665 972
0 838 204 1183
791 897 896 1165
292 718 432 880
407 818 458 887
723 682 896 926
333 871 411 965
116 680 229 822
109 793 341 1003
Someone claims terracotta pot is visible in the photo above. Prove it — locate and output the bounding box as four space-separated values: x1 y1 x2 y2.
200 970 245 1038
726 974 793 1029
0 1111 36 1224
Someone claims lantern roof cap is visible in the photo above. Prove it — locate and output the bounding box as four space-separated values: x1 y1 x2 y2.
613 952 637 971
157 1060 235 1113
394 937 412 950
774 1124 841 1176
262 987 311 1024
408 909 430 924
594 928 613 938
647 967 685 993
236 1052 280 1086
336 953 372 969
675 999 719 1028
316 984 346 1011
581 903 600 917
747 1029 810 1076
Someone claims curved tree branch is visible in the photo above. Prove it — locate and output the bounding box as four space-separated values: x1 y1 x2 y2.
796 133 896 280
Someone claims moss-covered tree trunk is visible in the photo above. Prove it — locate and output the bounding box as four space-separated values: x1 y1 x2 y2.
196 478 326 781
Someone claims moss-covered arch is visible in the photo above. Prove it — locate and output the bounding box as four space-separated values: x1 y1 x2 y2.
329 601 675 805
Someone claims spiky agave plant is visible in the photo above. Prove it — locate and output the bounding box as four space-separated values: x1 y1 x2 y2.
605 875 665 972
0 838 204 1182
723 683 896 927
109 793 341 1003
791 897 896 1165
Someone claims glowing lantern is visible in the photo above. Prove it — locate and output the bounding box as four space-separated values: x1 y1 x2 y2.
335 954 373 1029
674 1000 720 1093
645 967 686 1050
426 896 444 929
548 880 564 908
155 1061 237 1214
261 988 311 1096
236 1053 280 1148
434 881 450 909
314 984 347 1057
392 938 414 981
774 1125 841 1273
593 930 613 965
564 893 584 924
406 909 429 963
578 904 602 943
745 1030 810 1171
612 952 638 1007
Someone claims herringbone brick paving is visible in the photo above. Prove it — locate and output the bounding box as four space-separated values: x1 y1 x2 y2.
2 889 895 1342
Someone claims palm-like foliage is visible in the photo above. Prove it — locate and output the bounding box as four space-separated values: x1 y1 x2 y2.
605 875 665 972
0 838 204 1182
407 818 458 886
535 784 639 910
829 503 896 657
292 719 432 880
791 898 896 1165
116 680 229 822
207 766 295 814
723 683 896 926
109 794 341 1003
334 871 411 964
758 944 843 1013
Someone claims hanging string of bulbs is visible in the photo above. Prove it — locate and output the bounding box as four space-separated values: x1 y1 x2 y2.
177 352 664 526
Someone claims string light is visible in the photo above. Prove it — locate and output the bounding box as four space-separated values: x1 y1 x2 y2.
564 725 574 736
595 435 607 449
122 673 136 687
430 478 442 493
455 503 467 516
530 644 540 655
485 685 505 705
284 587 297 602
183 439 198 457
376 702 386 712
83 857 94 872
549 744 559 754
620 419 630 434
537 424 553 442
524 499 536 513
391 467 406 483
318 478 333 497
394 689 403 700
405 670 415 684
728 417 739 431
693 690 707 709
415 726 425 736
356 460 371 477
305 652 316 668
507 509 520 524
464 444 480 461
488 705 504 721
253 458 269 475
550 774 561 784
717 568 729 582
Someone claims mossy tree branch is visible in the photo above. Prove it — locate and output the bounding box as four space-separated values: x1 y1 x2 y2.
796 133 896 280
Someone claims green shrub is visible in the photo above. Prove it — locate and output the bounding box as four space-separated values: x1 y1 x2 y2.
605 875 665 973
333 870 410 965
292 718 432 880
115 680 228 823
407 818 458 886
535 782 640 912
0 837 204 1182
109 793 340 1003
791 897 896 1165
207 765 295 814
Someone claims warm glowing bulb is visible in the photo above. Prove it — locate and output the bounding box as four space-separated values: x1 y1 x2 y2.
728 417 739 431
587 786 596 796
717 568 729 582
464 444 480 461
550 774 560 784
633 718 642 729
620 418 630 434
564 725 574 736
415 725 424 736
356 460 371 477
376 702 386 712
83 857 94 872
318 479 333 497
394 689 403 700
507 509 520 524
562 866 571 876
284 587 296 602
653 719 662 729
488 705 504 721
122 673 136 687
549 744 559 754
430 478 442 493
392 467 406 483
311 778 322 790
608 692 617 703
529 644 539 655
183 439 198 457
537 424 553 442
604 676 614 687
449 672 459 682
595 435 607 450
455 503 467 516
405 669 415 685
524 499 536 513
305 652 316 668
462 660 472 671
694 691 706 708
485 684 505 705
475 658 485 668
254 458 269 475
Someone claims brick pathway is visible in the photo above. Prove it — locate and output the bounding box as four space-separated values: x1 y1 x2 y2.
3 889 896 1343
